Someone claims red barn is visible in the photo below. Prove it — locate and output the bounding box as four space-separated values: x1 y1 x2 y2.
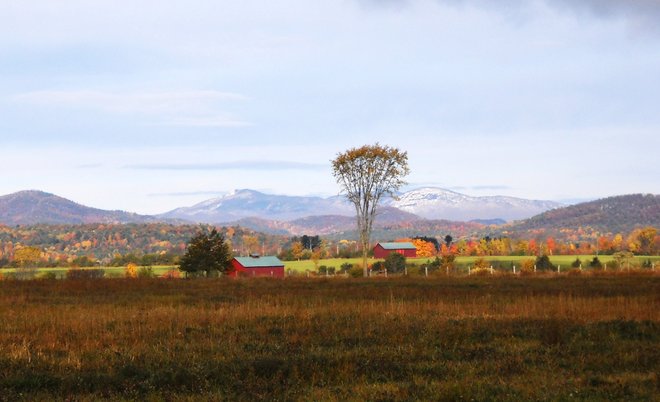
373 242 417 259
230 255 285 278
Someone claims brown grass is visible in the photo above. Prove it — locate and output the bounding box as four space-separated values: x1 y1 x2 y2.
0 275 658 401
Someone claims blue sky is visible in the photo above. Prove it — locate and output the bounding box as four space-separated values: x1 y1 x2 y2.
1 0 659 214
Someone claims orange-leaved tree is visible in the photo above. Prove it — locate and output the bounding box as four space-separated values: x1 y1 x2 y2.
332 144 409 277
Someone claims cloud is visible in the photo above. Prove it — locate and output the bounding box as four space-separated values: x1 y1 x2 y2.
125 161 327 171
357 0 660 31
148 191 229 197
13 89 250 127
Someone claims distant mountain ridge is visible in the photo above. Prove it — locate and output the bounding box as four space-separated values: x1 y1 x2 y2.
387 188 562 221
0 190 158 225
159 189 353 222
160 187 561 223
500 194 659 236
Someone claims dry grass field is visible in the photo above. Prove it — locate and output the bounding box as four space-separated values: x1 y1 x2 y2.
1 275 658 401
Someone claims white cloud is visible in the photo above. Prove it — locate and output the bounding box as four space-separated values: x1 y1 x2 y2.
13 89 250 127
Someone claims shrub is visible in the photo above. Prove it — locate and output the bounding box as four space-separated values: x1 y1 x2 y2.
590 257 603 269
371 261 385 272
40 271 59 280
162 269 181 279
349 265 363 278
535 255 555 271
571 258 582 268
137 266 155 279
339 263 353 273
384 252 406 274
125 263 138 278
473 258 489 269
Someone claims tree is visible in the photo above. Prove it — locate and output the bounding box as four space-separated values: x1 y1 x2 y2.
291 241 304 261
332 144 409 277
383 252 406 274
535 255 554 271
179 229 232 277
14 246 42 268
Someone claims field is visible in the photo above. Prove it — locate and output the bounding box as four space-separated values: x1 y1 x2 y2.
284 255 660 273
1 275 658 400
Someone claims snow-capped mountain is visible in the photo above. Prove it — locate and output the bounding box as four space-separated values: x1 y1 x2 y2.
158 189 354 222
159 187 561 223
387 187 562 221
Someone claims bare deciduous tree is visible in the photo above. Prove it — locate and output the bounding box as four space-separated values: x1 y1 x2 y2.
332 144 409 277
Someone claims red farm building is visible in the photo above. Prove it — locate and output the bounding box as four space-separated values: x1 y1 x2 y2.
373 242 417 259
230 255 285 278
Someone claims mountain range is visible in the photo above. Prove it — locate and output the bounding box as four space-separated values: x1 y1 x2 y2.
0 190 158 225
0 189 656 238
158 188 562 223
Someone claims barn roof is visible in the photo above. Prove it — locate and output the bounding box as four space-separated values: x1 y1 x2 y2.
377 242 416 250
233 256 284 268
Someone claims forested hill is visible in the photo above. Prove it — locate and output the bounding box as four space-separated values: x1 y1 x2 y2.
0 190 157 225
503 194 659 235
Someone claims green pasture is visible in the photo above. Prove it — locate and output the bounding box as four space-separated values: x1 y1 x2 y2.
284 255 660 273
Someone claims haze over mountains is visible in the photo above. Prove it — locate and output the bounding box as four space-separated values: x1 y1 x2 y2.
158 188 562 223
0 189 656 238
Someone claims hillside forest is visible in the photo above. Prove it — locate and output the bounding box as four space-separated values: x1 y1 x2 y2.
0 222 657 268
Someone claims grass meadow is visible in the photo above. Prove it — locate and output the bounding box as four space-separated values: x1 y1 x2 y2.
0 275 658 401
284 255 660 273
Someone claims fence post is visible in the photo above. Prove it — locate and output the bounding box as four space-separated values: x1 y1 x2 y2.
579 264 582 271
446 266 449 276
534 265 537 273
513 265 516 274
385 268 388 278
604 263 607 271
405 266 407 276
490 265 494 275
557 265 561 274
425 266 428 277
468 266 471 275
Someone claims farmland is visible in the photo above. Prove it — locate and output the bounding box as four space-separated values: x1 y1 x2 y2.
282 255 660 274
1 275 658 400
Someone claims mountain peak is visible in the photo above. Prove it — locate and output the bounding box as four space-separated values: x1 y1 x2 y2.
0 190 155 225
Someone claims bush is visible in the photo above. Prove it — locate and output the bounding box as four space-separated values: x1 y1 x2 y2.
590 257 603 269
339 263 353 273
162 269 181 279
371 261 385 273
520 258 536 274
125 263 138 278
348 265 363 278
571 258 582 268
40 271 59 280
535 255 555 271
384 253 406 274
137 266 155 278
66 269 105 280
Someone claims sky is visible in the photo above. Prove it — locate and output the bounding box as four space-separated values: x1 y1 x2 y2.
1 0 659 214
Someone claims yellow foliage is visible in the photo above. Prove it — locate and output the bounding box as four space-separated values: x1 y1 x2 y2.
125 263 138 278
412 239 436 258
